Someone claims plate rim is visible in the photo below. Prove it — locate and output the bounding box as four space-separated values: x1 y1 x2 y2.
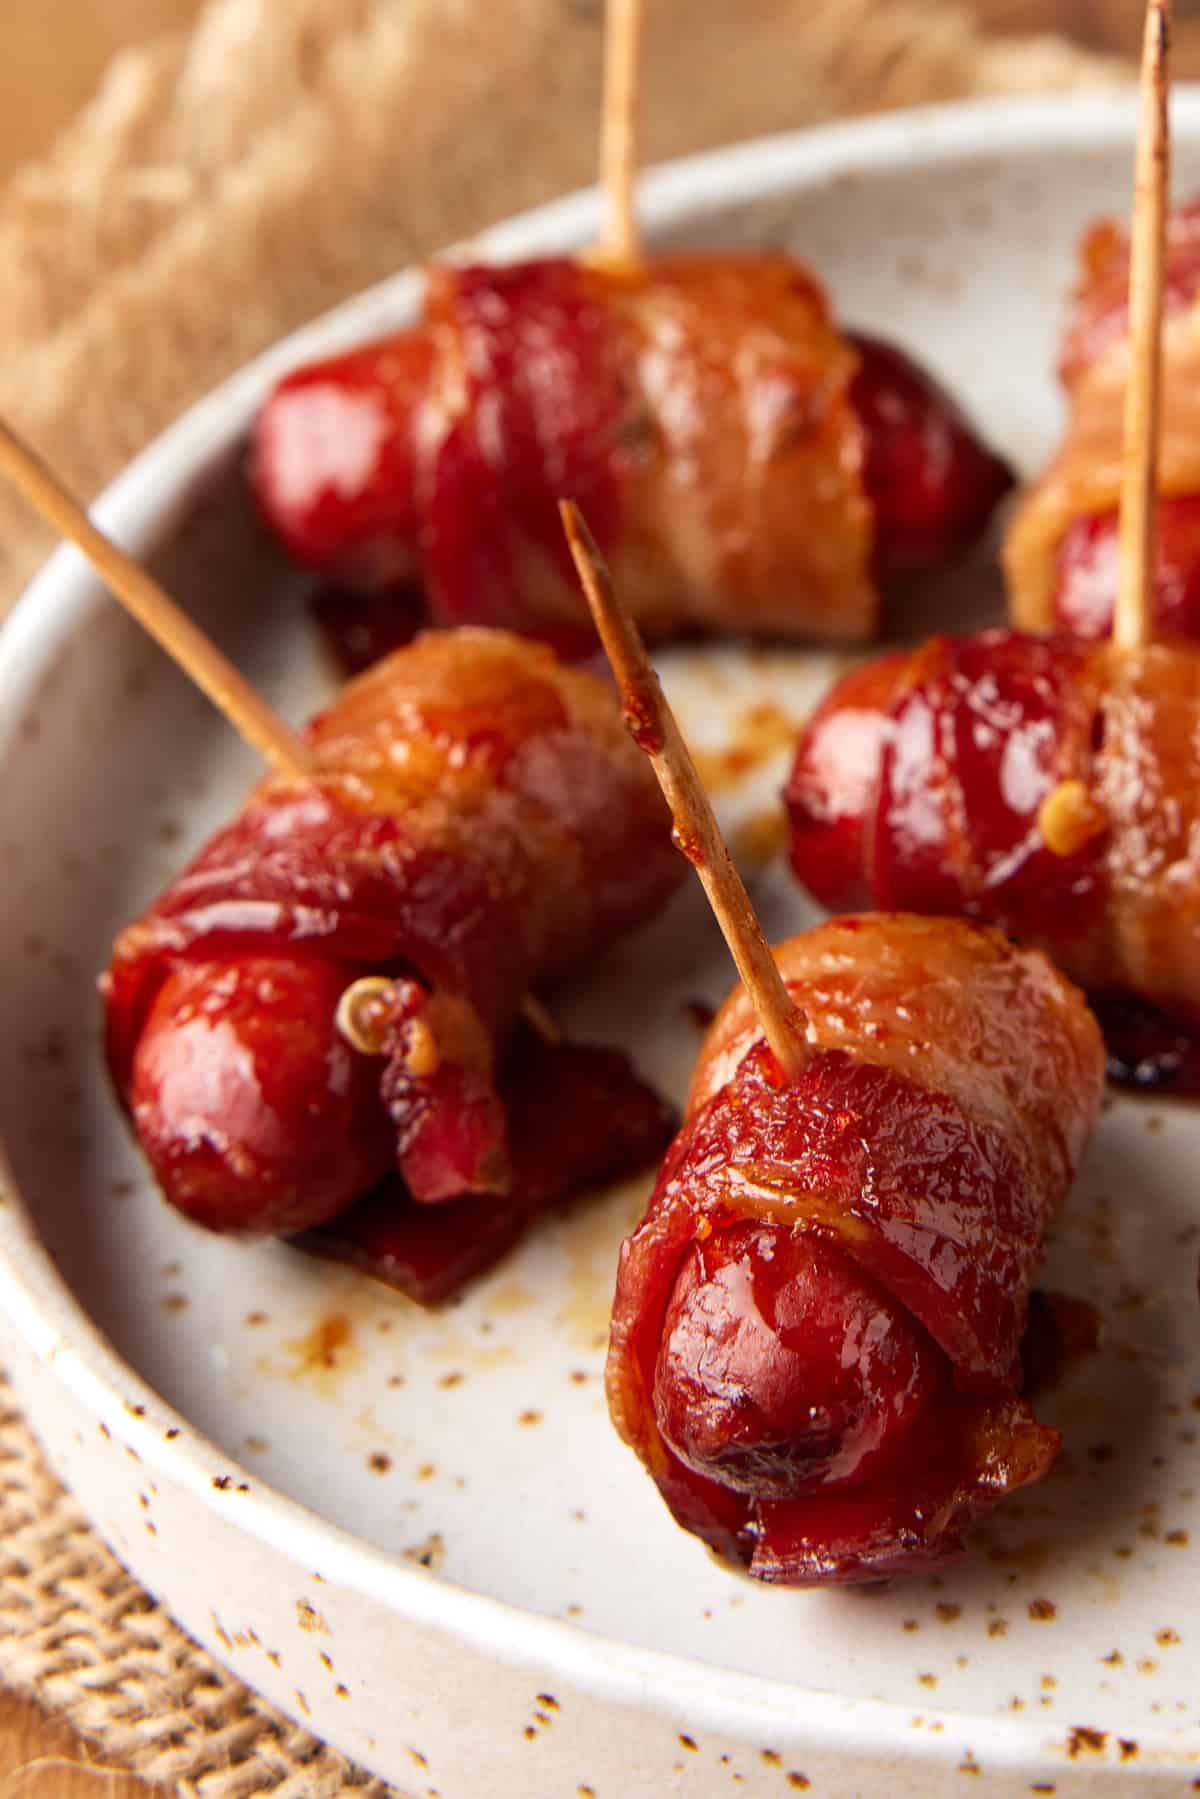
3 88 1200 1775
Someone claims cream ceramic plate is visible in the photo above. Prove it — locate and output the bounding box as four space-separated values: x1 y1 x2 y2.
1 95 1199 1799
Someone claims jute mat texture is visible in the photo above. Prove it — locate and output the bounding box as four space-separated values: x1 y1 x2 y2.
0 1 1124 1792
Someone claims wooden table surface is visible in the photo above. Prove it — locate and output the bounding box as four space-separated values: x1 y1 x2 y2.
0 0 1173 1791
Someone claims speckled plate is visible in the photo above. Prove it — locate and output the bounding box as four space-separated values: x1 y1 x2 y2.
2 94 1200 1799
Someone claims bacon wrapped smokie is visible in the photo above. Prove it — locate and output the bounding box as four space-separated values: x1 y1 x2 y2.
103 629 683 1301
1007 199 1200 639
607 914 1102 1585
251 255 1012 664
785 628 1200 1081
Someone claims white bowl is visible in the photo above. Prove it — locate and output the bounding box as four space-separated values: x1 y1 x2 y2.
2 94 1200 1797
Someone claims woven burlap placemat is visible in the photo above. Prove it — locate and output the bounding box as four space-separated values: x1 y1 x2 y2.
0 1 1125 1792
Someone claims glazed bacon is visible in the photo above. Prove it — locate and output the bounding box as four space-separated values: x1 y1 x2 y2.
784 628 1200 1063
251 255 1012 663
606 914 1103 1585
103 629 683 1300
1006 198 1200 638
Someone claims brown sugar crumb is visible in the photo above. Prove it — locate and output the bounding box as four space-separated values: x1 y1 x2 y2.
290 1314 352 1373
1118 1741 1139 1761
1166 1529 1190 1546
523 1726 537 1741
417 1463 435 1481
678 1734 698 1752
917 1673 937 1688
935 1602 962 1623
902 1619 919 1632
1028 1598 1057 1622
368 1452 392 1474
537 1694 559 1710
988 1619 1009 1638
761 1750 781 1766
245 1310 269 1327
404 1533 445 1572
786 1778 811 1792
1101 1650 1123 1666
518 1409 543 1427
1066 1727 1106 1757
437 1371 463 1389
1136 1658 1159 1675
1155 1628 1181 1646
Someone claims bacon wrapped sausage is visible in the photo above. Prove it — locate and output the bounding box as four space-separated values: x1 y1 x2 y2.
103 628 682 1299
251 255 1012 664
607 914 1103 1585
1006 199 1200 638
785 628 1200 1077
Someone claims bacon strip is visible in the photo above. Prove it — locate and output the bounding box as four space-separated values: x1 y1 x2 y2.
606 916 1102 1585
253 255 1011 659
103 629 682 1289
1006 199 1200 636
786 628 1200 1033
307 1024 674 1305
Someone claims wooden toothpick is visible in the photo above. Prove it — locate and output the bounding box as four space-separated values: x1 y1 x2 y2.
0 417 312 779
1114 0 1171 653
560 500 811 1081
599 0 644 265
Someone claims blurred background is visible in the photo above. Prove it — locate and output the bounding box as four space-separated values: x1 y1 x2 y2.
4 0 1200 182
2 0 198 175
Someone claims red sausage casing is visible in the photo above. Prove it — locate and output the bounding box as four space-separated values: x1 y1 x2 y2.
253 255 1011 658
1007 199 1200 638
606 915 1103 1585
786 629 1200 1031
104 629 682 1249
